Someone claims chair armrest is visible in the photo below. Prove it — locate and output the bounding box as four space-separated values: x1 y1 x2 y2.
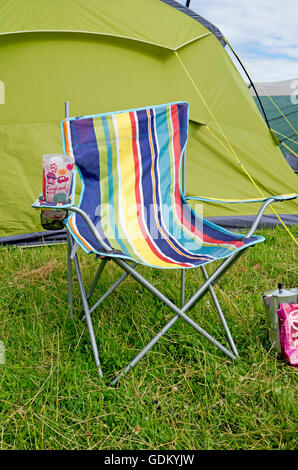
244 198 278 238
32 169 77 210
185 193 297 239
185 193 297 204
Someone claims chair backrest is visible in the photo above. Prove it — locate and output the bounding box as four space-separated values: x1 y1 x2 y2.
61 102 189 248
61 101 261 263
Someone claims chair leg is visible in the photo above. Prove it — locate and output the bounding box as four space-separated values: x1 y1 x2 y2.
87 259 108 301
67 231 73 320
111 257 241 384
115 258 239 358
181 269 185 306
67 246 245 380
201 265 239 357
73 250 103 377
81 263 137 321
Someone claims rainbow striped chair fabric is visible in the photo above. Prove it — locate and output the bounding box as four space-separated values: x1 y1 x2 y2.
33 101 281 383
62 102 263 268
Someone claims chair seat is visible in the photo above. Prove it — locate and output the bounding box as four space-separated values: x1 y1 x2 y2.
66 208 264 269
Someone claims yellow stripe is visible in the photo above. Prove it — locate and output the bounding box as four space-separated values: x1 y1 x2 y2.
92 117 122 252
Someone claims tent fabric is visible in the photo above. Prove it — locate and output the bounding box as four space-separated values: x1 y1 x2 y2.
207 213 298 229
59 101 264 269
3 213 298 248
160 0 226 46
252 79 298 97
0 0 297 245
283 152 298 172
251 79 298 170
0 229 67 247
0 0 212 51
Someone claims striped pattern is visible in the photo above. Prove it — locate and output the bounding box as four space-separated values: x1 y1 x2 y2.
61 102 264 269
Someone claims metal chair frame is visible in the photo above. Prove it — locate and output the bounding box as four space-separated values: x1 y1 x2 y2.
65 198 275 384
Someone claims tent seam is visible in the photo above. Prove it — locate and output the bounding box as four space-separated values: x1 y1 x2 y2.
0 29 210 51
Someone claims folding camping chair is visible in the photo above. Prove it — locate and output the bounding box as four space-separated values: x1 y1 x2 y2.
32 101 296 384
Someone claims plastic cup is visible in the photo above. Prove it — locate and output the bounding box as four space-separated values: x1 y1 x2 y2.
43 154 74 203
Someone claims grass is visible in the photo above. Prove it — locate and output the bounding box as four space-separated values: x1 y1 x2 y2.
0 226 297 450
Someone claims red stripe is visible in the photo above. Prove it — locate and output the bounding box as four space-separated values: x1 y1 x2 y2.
129 111 189 267
171 104 245 248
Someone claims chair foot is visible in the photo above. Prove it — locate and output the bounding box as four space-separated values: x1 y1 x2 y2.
110 375 121 386
97 364 104 378
68 306 74 320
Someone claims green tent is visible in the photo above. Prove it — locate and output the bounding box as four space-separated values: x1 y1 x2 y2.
0 0 297 245
251 79 298 173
